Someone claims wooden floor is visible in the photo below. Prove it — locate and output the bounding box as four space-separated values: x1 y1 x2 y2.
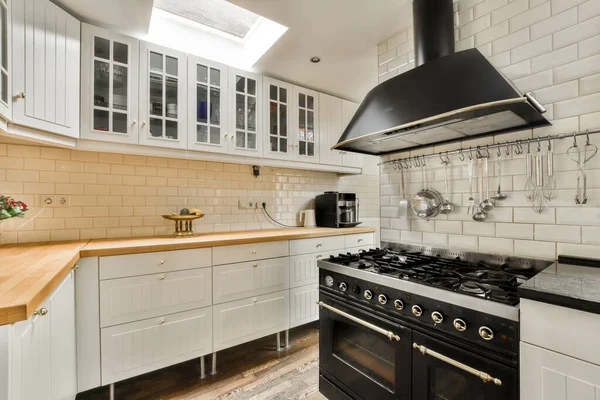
77 322 326 400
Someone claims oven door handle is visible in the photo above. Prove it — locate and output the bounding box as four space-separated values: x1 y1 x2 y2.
317 301 401 342
413 343 502 386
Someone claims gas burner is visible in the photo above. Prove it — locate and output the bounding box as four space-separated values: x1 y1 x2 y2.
459 281 486 295
349 260 374 269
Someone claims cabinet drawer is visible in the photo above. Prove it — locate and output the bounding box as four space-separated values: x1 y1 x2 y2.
100 307 213 385
212 241 288 265
213 257 289 304
344 233 373 249
99 248 212 280
345 246 373 254
290 249 343 288
99 268 212 327
290 284 319 328
290 236 345 255
213 290 289 352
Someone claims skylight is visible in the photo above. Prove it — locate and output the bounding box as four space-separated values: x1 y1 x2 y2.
153 0 262 39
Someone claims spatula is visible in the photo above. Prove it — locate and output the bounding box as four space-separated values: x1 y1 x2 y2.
397 165 408 218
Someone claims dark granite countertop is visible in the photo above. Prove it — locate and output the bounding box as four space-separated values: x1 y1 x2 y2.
518 261 600 315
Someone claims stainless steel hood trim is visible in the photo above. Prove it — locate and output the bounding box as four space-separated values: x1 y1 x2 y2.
331 97 527 150
317 260 520 321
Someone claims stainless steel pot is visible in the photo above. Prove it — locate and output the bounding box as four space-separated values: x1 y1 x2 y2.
411 160 443 220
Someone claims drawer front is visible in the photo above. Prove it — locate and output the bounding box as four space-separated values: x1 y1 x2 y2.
344 233 374 249
290 284 319 328
212 241 289 265
99 248 212 280
100 307 213 385
290 236 345 255
290 249 343 288
345 246 373 254
213 290 289 352
213 257 289 304
99 268 212 327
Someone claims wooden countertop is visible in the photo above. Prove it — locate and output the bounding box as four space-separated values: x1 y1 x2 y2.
0 227 375 325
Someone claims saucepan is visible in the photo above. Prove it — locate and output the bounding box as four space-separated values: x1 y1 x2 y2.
411 158 443 220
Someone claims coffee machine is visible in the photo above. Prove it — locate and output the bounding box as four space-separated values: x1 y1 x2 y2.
315 192 360 228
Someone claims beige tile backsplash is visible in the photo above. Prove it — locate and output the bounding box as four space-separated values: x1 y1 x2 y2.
0 142 380 244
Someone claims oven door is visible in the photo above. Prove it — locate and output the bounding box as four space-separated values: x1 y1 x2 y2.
412 331 518 400
319 292 411 400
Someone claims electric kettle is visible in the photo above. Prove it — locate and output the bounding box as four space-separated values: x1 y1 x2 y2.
300 209 316 228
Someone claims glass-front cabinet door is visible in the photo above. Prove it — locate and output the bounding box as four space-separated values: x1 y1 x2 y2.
229 68 262 157
263 77 292 160
80 23 139 144
0 0 9 121
188 55 228 154
139 42 186 149
292 86 319 162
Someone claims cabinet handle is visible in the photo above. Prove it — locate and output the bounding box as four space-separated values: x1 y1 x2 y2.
253 264 259 268
141 121 146 127
316 255 323 259
224 134 228 139
316 243 323 248
159 318 165 325
16 92 25 99
33 308 48 316
252 250 257 254
158 260 165 265
358 239 363 243
73 264 79 271
159 275 165 280
132 120 137 125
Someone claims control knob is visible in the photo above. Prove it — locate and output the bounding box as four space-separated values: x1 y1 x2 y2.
364 290 373 300
377 294 388 305
411 305 423 317
431 311 444 324
351 285 361 295
453 318 467 332
393 299 404 310
479 326 494 341
339 282 347 292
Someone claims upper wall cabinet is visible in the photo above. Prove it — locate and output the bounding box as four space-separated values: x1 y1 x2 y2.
229 68 262 157
0 0 10 121
292 86 319 162
80 23 139 144
319 93 343 166
11 0 80 138
187 55 228 154
341 99 362 167
263 77 292 161
138 41 187 149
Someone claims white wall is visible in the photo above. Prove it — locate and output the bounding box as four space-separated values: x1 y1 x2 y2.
378 0 600 259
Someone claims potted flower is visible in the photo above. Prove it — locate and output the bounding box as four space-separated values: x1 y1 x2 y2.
0 195 28 220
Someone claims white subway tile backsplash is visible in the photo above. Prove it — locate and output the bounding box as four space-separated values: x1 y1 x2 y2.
511 36 553 63
449 234 479 250
556 207 600 225
514 240 556 258
531 7 578 39
580 111 600 129
514 208 556 223
435 220 463 234
554 54 600 83
475 21 510 46
401 230 423 243
500 60 531 79
456 36 476 52
459 14 492 39
475 0 509 18
463 221 495 236
493 28 530 55
554 91 600 118
530 44 578 73
552 0 588 15
554 15 600 48
509 2 551 32
378 48 398 66
534 80 579 103
491 0 528 25
411 218 436 232
496 222 534 239
557 242 600 258
580 73 600 95
579 0 600 21
458 8 475 27
479 236 514 253
535 224 581 242
582 226 600 244
514 70 554 92
423 232 449 246
387 31 408 49
579 34 600 58
459 0 485 12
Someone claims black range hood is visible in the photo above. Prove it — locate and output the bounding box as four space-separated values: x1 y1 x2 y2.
333 0 551 156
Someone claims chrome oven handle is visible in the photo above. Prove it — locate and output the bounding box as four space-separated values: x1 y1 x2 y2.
317 301 400 342
412 343 502 386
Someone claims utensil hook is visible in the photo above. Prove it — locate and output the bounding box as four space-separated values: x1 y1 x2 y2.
485 146 490 158
573 132 578 148
585 129 591 146
392 160 398 170
506 142 511 156
459 149 465 162
537 138 541 153
468 147 473 161
497 146 502 158
547 138 552 152
527 140 531 154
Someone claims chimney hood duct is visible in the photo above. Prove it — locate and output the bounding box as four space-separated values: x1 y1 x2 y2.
333 0 551 157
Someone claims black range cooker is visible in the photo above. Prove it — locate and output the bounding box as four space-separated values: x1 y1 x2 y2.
317 243 552 400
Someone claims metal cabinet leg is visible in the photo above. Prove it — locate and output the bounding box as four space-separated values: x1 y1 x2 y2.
109 383 115 400
211 352 217 375
200 355 206 379
285 329 290 349
276 332 282 351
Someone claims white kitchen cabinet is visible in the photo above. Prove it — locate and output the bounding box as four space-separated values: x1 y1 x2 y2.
80 23 139 144
263 76 292 161
289 284 319 328
11 0 80 137
290 251 335 288
138 41 187 149
213 290 289 352
0 0 10 121
292 85 319 162
341 99 362 167
187 54 228 153
319 93 343 166
290 235 345 255
212 241 288 265
229 68 262 157
521 342 600 400
344 233 374 249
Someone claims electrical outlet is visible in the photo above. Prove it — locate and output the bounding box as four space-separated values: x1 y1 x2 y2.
57 196 70 207
41 195 56 207
238 199 255 209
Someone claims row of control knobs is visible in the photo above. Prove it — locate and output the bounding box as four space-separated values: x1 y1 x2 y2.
337 282 494 341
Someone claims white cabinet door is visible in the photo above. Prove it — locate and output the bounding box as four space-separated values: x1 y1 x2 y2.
289 252 324 288
263 77 293 161
289 284 319 328
292 85 319 162
187 55 228 153
80 23 139 144
0 0 10 121
341 100 362 167
12 0 80 137
138 41 187 149
521 342 600 400
229 68 262 157
318 93 343 166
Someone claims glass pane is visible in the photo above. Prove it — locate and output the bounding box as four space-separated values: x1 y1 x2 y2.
150 51 163 72
307 110 314 132
280 87 287 103
197 125 208 143
307 95 314 110
166 56 178 76
1 71 6 104
236 75 245 92
150 73 163 116
196 84 207 123
298 109 306 140
210 88 220 124
269 84 277 101
236 131 245 148
113 41 128 64
307 142 314 156
165 76 178 118
247 79 256 95
236 94 245 129
269 102 277 135
94 37 109 60
197 64 208 83
270 136 278 152
149 118 163 137
93 60 109 107
1 5 7 70
113 112 128 134
299 141 306 155
430 367 483 400
210 68 220 86
247 96 256 132
113 65 128 111
280 138 287 153
248 133 256 149
165 120 178 140
299 93 305 108
280 104 287 137
93 109 109 131
210 127 220 144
